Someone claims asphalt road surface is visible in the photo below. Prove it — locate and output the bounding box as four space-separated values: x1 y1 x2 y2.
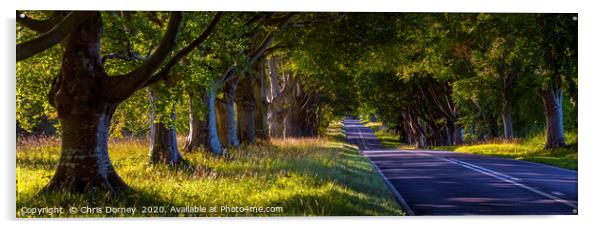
343 119 578 215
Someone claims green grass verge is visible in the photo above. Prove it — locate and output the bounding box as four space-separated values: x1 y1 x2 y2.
431 131 578 170
362 121 577 170
16 121 404 217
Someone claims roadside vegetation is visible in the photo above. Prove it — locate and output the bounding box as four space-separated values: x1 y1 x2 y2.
16 121 404 217
363 121 577 170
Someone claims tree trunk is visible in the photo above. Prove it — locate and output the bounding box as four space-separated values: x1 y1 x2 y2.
205 84 223 154
254 59 269 140
501 103 514 140
539 87 566 149
487 114 499 139
45 12 127 193
148 88 182 165
444 121 463 145
453 124 463 145
184 95 207 153
220 76 240 147
216 97 228 147
236 76 256 144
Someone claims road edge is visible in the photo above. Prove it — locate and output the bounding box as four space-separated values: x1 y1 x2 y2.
362 151 416 216
342 120 415 216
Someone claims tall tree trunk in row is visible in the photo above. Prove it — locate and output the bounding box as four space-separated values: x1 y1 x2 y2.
501 103 513 140
499 57 517 140
539 86 566 149
148 88 182 165
205 84 223 154
222 76 241 147
188 84 224 154
267 57 286 138
216 96 228 147
184 83 223 155
45 13 127 192
237 75 256 144
254 59 270 141
184 95 207 153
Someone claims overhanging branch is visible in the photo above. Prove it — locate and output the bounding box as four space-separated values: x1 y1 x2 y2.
140 12 223 88
16 11 94 62
16 11 62 33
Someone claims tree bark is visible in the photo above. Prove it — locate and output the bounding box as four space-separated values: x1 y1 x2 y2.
223 76 241 147
205 84 223 154
45 13 127 193
501 103 514 140
236 75 256 144
184 95 208 153
453 124 463 145
254 60 269 141
539 87 566 149
148 88 182 165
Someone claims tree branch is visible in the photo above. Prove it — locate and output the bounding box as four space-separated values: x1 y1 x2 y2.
106 12 183 99
108 12 222 100
139 12 223 88
118 12 183 81
16 11 94 62
16 11 62 33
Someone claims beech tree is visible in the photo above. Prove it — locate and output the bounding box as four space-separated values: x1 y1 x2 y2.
534 14 577 149
16 11 221 192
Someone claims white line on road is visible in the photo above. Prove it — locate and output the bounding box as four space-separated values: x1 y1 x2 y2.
429 155 578 210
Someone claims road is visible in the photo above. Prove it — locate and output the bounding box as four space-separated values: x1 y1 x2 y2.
343 119 578 215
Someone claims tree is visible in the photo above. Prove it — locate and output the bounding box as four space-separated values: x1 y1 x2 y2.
534 14 577 149
16 11 221 193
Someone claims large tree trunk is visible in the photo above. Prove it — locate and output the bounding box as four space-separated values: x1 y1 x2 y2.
148 88 182 165
539 87 566 149
45 12 127 193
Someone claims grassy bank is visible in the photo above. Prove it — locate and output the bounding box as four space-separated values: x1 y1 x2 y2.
16 121 404 217
431 132 578 170
362 121 577 170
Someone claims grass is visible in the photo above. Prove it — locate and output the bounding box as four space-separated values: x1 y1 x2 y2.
16 121 404 217
362 121 578 170
431 132 578 170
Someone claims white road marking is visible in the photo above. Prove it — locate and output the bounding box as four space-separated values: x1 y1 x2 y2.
346 120 577 214
425 154 578 209
552 191 565 196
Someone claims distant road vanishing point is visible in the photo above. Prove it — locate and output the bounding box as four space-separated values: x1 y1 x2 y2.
343 119 578 215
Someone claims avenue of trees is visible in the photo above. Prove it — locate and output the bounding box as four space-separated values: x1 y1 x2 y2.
16 12 577 193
